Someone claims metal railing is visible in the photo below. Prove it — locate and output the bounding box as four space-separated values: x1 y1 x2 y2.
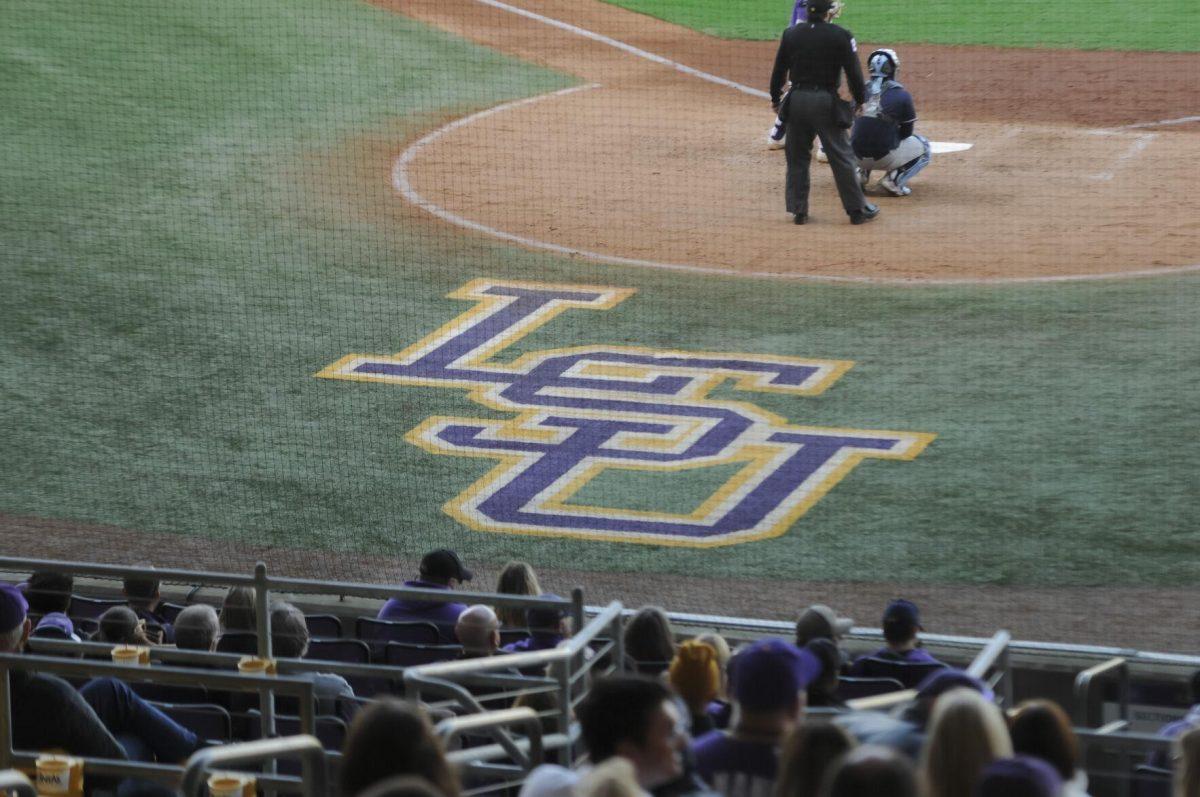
181 736 328 797
966 630 1013 707
1076 727 1173 797
1075 657 1131 729
439 706 545 792
0 652 315 791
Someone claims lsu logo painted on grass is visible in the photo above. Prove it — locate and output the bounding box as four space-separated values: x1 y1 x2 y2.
318 281 933 547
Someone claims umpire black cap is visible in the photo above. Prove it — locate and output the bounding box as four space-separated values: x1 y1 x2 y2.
806 0 835 13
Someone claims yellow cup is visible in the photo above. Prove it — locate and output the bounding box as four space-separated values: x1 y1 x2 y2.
110 645 150 667
35 754 83 796
237 656 276 675
207 772 255 797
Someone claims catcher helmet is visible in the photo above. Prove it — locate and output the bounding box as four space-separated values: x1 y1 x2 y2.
868 48 900 79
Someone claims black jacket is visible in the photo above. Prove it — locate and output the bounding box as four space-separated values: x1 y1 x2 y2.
769 20 866 106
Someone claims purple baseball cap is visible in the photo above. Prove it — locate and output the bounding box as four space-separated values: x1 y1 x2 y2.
0 584 29 634
731 638 822 710
32 612 79 641
916 668 995 702
883 599 921 628
974 756 1062 797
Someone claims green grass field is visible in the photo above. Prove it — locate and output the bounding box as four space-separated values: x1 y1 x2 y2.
601 0 1200 50
2 0 1199 588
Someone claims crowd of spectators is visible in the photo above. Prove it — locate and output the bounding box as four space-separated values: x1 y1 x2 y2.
4 553 1199 797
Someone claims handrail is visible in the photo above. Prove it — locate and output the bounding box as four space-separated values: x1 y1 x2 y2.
181 736 328 797
845 688 917 712
967 630 1013 706
1075 657 1129 727
0 652 316 778
0 769 36 797
437 707 544 771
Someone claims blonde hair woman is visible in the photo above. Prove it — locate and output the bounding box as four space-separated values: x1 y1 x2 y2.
920 687 1012 797
495 561 542 628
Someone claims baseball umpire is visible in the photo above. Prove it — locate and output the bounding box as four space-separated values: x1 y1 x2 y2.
769 0 878 225
851 48 932 196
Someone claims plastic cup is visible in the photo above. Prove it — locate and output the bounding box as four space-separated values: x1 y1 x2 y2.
35 755 74 794
207 773 253 797
237 656 275 675
110 645 149 666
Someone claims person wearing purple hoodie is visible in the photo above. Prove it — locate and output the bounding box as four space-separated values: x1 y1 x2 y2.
378 549 473 642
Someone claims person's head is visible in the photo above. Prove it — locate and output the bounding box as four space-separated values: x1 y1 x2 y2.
123 572 161 610
693 632 732 697
32 613 80 643
974 756 1062 797
882 599 922 649
805 0 843 23
355 776 447 797
495 561 542 627
921 688 1012 797
730 639 821 724
455 604 500 656
804 638 842 705
340 698 459 797
96 605 153 646
25 571 73 615
0 585 32 653
821 745 918 797
575 675 685 789
908 668 994 729
1008 699 1079 781
775 720 856 797
867 49 900 81
174 604 221 652
418 549 473 588
795 604 853 647
668 639 721 713
1175 726 1200 797
220 586 257 632
526 595 568 640
623 606 676 668
270 601 310 659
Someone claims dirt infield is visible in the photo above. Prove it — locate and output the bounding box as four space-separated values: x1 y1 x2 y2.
3 512 1194 651
377 0 1200 282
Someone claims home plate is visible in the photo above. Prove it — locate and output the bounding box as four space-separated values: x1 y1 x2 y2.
931 141 973 154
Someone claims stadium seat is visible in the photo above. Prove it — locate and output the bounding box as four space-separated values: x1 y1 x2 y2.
305 614 343 639
835 676 908 701
306 638 370 664
384 642 463 667
151 702 232 744
158 602 188 624
850 657 949 688
68 596 125 619
1132 764 1173 797
69 617 99 636
355 618 441 658
246 710 347 752
216 631 260 655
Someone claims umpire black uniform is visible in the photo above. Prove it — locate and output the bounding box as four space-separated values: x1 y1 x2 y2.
770 0 878 225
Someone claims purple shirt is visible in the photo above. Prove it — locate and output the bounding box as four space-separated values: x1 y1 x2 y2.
377 580 466 641
501 634 562 654
791 0 807 25
692 732 778 797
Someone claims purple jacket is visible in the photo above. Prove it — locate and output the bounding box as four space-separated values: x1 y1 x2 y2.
501 634 562 654
692 731 778 796
378 580 467 641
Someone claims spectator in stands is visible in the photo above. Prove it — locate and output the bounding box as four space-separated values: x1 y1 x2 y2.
0 584 200 787
1175 727 1200 797
173 604 221 652
692 639 822 795
775 720 856 797
820 746 918 797
271 601 355 716
455 604 501 658
23 570 74 615
357 776 447 797
579 757 645 797
625 606 676 676
123 571 174 643
379 549 472 642
341 698 460 797
1009 699 1091 796
848 599 944 674
521 676 686 797
804 639 843 708
920 688 1012 797
503 595 569 654
1151 669 1200 770
94 605 157 647
794 604 853 657
693 633 733 730
219 585 257 632
31 612 81 642
496 561 542 628
669 639 722 736
974 756 1062 797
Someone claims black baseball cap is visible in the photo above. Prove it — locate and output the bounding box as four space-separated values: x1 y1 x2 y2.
419 549 473 582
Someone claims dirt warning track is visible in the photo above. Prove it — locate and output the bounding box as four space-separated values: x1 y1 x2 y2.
372 0 1200 283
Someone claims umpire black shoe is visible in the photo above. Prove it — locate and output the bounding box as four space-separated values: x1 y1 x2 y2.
850 204 879 225
793 213 807 225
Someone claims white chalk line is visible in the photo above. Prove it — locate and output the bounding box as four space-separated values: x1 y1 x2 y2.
392 0 1200 285
1089 133 1157 181
1101 114 1200 132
